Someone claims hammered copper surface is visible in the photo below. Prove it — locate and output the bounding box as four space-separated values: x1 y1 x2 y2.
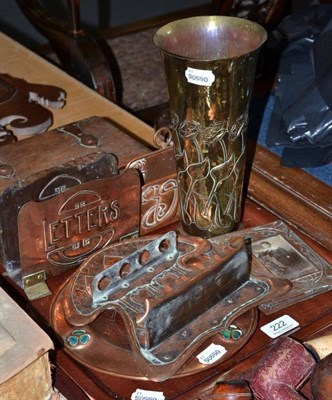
126 146 178 235
211 220 332 314
0 116 150 287
1 153 118 285
18 169 141 279
51 231 290 381
52 290 257 381
154 16 267 237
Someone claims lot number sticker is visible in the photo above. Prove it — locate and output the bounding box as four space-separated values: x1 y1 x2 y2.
185 67 215 86
131 389 165 400
196 343 227 365
260 315 299 338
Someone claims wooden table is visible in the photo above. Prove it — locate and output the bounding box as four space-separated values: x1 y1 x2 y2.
0 32 155 147
1 32 331 400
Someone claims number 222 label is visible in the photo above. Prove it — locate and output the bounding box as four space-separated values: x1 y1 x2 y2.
260 315 299 338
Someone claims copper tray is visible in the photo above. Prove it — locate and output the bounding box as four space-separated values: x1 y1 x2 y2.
51 283 258 380
50 230 292 381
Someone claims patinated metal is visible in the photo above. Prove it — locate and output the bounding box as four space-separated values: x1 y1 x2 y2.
0 116 150 291
57 123 99 148
0 152 118 287
18 168 141 282
0 162 15 179
154 16 267 237
212 220 332 313
51 231 290 381
126 146 178 235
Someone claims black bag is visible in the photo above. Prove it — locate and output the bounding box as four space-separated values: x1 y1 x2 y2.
266 5 332 167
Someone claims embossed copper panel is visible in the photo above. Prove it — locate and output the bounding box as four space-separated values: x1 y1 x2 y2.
18 169 141 279
0 116 150 288
0 152 118 286
126 146 178 235
51 231 290 381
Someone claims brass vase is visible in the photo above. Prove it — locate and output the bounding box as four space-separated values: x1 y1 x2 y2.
154 16 267 237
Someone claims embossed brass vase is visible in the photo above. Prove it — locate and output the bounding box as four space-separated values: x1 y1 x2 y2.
154 16 267 237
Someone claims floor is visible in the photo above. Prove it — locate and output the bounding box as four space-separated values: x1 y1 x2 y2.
107 27 168 112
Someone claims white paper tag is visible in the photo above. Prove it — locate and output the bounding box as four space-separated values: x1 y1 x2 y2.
196 343 227 365
260 314 299 338
131 389 165 400
185 67 215 86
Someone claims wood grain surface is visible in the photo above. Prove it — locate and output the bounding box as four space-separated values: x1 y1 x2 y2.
246 142 332 251
0 32 156 146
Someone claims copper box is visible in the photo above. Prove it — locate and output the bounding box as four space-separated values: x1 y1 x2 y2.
0 116 151 290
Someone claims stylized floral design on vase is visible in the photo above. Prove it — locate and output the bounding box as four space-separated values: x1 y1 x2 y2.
154 16 267 237
173 112 247 235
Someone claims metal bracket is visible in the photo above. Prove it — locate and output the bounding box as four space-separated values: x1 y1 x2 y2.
23 270 51 300
0 163 15 179
92 231 178 304
58 122 99 148
119 230 140 242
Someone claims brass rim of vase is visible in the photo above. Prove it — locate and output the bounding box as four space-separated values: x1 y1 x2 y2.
153 16 267 61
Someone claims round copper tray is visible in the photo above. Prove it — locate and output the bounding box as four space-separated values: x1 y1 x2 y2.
51 282 258 380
